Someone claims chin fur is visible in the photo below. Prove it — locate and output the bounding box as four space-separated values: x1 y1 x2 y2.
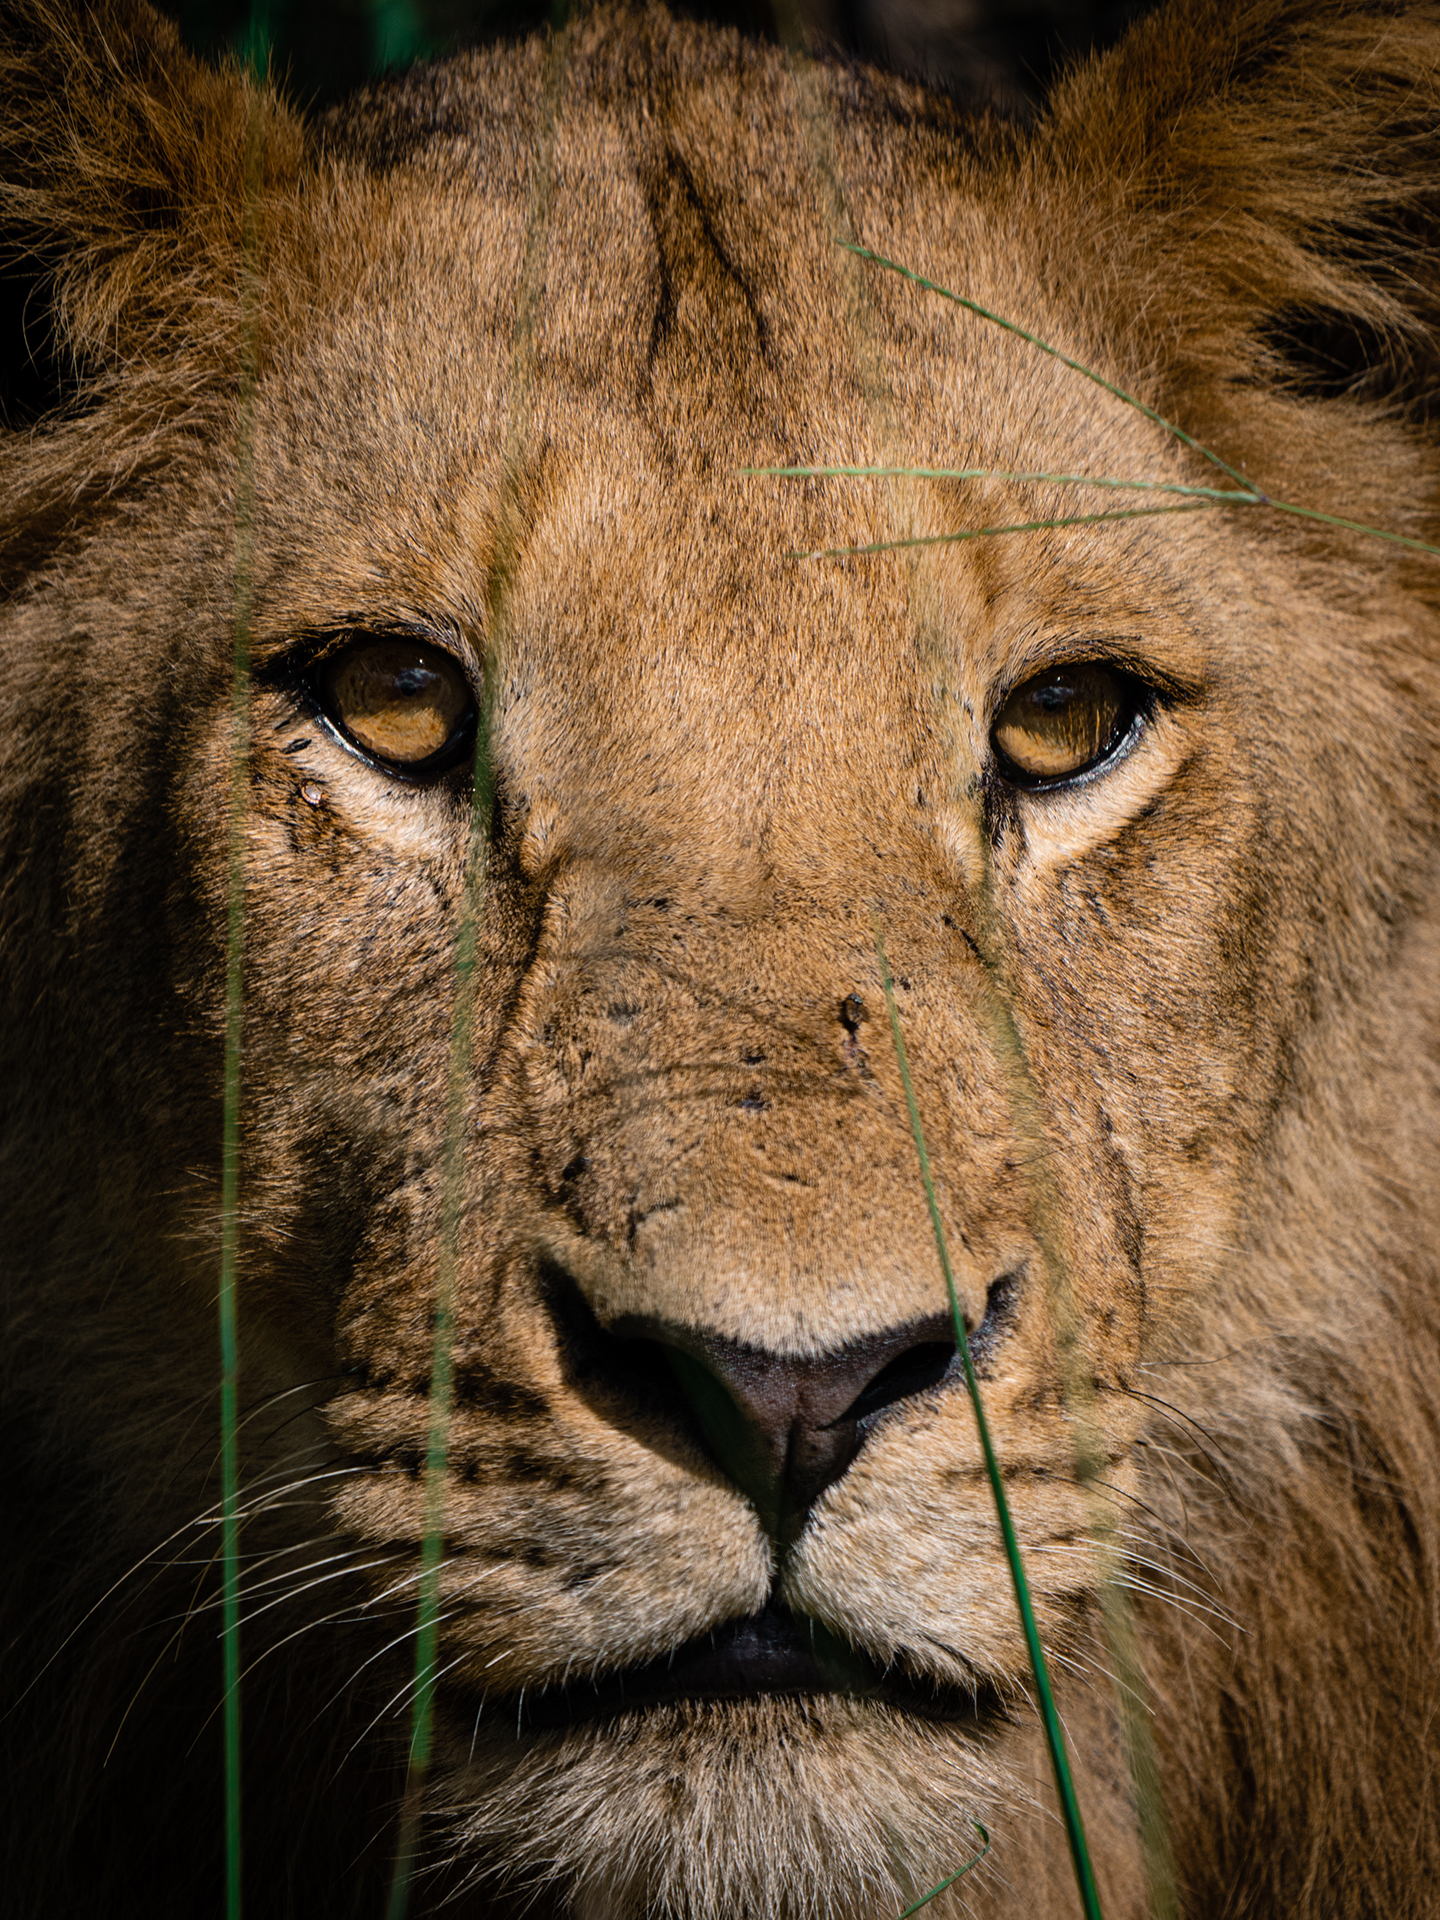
431 1698 1011 1920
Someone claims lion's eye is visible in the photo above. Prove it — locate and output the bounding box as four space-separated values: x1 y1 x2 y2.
991 663 1138 786
314 635 475 775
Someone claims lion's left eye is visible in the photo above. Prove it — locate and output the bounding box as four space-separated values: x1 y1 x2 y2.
991 662 1140 786
313 634 476 775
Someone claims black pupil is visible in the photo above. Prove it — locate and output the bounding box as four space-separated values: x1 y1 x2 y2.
1035 680 1076 710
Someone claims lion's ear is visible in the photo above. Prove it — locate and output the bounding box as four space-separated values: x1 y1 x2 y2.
1047 0 1440 514
0 1 303 423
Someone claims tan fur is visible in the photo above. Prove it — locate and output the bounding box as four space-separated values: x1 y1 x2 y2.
3 2 1440 1914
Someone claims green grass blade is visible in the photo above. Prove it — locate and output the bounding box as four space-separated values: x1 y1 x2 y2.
835 246 1440 566
910 874 1179 1917
216 32 271 1917
873 918 1104 1920
794 500 1213 561
220 603 246 1920
766 456 1440 562
746 464 1255 503
896 1822 991 1919
381 901 479 1920
1261 494 1440 558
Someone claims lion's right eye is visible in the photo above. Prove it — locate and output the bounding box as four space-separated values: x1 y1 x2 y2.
991 662 1140 787
313 634 476 776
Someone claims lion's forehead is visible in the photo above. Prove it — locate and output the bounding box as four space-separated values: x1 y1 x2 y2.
262 40 1175 693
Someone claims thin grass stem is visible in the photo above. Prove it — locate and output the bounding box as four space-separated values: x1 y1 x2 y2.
816 248 1440 565
1261 494 1440 558
839 240 1252 491
746 464 1255 503
896 1823 991 1919
382 909 476 1920
794 500 1213 561
217 39 268 1920
873 918 1103 1920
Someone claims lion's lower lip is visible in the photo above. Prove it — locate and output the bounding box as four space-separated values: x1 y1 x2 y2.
510 1605 992 1730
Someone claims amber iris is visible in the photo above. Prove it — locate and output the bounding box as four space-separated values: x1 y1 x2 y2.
991 662 1134 784
317 636 474 772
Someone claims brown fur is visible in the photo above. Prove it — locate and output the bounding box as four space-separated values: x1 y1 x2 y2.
3 1 1440 1913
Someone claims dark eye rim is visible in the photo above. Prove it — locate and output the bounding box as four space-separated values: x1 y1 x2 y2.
989 660 1153 793
285 627 480 783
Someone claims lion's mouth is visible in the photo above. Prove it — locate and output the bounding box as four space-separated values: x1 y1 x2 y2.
512 1605 996 1730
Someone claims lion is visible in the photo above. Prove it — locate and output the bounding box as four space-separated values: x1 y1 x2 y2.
3 0 1440 1913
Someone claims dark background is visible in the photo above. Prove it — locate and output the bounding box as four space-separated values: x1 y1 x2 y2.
164 0 1159 117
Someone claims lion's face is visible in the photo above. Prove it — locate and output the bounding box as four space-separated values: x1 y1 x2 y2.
7 4 1440 1917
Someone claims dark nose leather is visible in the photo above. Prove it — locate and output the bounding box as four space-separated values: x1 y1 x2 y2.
613 1314 959 1542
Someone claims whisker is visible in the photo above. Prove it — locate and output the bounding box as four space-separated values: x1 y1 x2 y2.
303 1586 477 1733
342 1639 475 1766
1110 1575 1233 1645
1087 1477 1218 1582
1117 1388 1238 1484
236 1553 406 1630
0 1508 244 1719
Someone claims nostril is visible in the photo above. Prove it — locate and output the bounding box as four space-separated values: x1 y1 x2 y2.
839 1270 1022 1424
541 1263 703 1436
839 1340 956 1425
969 1270 1020 1372
611 1313 971 1533
548 1264 1024 1544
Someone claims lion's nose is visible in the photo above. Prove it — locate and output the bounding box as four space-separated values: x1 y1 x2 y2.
614 1314 960 1543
